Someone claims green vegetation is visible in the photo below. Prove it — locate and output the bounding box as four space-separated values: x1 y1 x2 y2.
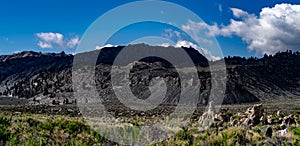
0 116 11 143
0 112 300 145
0 114 109 146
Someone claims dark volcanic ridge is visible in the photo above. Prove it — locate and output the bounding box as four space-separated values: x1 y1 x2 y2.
0 44 299 106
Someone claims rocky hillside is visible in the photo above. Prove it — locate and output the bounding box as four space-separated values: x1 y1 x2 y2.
0 44 299 105
223 51 300 102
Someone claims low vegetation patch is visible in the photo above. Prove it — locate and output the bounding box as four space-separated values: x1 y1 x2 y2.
1 102 300 146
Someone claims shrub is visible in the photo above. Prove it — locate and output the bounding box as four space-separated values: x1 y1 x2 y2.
174 126 193 145
0 116 11 143
290 127 300 136
38 120 55 131
293 139 300 145
26 117 41 127
57 120 90 136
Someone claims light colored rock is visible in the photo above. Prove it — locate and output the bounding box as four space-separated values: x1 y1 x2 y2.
276 110 282 116
282 114 296 125
242 118 251 125
260 115 266 124
280 123 287 129
241 103 264 126
230 119 238 126
278 129 288 136
198 101 217 130
267 115 273 124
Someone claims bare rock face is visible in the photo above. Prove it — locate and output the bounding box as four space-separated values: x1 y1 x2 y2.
282 114 296 125
260 115 266 125
230 118 238 127
247 103 263 125
267 115 273 124
239 103 264 126
199 101 216 121
198 101 217 130
207 101 216 117
216 112 226 122
242 118 251 125
215 108 232 123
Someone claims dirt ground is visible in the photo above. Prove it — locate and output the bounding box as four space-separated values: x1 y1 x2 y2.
1 98 300 117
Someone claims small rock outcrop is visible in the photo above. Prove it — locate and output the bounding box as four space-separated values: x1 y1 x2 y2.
238 103 263 126
282 114 296 125
198 101 217 130
200 101 216 121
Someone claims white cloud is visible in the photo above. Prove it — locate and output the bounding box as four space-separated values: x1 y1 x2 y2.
181 21 214 44
175 40 221 61
182 4 300 55
67 36 79 48
95 44 116 50
159 43 171 47
162 29 182 41
37 42 52 49
36 32 79 49
230 8 252 19
36 32 64 47
161 29 220 60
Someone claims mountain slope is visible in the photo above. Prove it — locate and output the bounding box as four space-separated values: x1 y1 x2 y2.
0 45 299 105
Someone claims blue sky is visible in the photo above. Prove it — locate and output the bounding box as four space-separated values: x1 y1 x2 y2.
0 0 300 58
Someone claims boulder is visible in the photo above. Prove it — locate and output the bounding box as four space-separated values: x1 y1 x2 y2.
282 114 296 125
246 103 263 125
280 123 287 129
278 123 288 136
240 103 264 126
265 127 273 138
276 110 282 116
267 115 273 124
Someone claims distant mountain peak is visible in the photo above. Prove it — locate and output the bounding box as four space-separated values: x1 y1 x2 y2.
0 51 70 62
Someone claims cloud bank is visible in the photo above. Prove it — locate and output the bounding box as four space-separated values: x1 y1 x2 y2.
36 32 79 49
182 3 300 55
174 40 221 61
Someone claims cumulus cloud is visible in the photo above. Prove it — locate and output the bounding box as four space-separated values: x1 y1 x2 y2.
37 42 53 49
230 8 252 19
174 40 221 61
67 36 79 48
182 3 300 55
36 32 79 49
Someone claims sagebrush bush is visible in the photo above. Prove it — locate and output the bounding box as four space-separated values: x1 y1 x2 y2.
0 116 11 143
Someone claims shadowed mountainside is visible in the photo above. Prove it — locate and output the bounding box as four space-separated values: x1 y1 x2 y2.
0 44 299 105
